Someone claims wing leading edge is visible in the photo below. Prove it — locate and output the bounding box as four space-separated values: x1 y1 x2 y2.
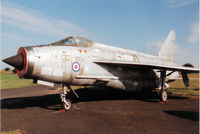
94 60 199 73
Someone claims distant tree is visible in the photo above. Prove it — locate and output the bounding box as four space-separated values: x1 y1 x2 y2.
12 68 17 74
183 63 194 67
5 67 10 71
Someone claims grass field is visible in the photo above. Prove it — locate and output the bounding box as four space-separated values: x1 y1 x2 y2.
169 73 199 90
0 72 34 89
168 73 199 96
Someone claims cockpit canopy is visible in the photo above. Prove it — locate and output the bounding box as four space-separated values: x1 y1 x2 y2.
52 36 94 47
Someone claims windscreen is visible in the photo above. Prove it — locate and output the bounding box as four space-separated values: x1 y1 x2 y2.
61 37 76 45
73 36 94 47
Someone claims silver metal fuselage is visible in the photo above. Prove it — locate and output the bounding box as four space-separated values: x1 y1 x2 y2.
22 41 178 92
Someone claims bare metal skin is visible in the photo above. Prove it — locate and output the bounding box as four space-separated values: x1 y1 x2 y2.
3 31 199 110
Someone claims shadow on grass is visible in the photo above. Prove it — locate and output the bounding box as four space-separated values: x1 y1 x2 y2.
1 87 189 111
164 110 199 122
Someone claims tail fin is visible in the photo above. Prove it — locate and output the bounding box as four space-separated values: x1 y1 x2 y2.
158 30 175 61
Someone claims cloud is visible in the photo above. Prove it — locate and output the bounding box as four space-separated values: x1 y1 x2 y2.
173 44 191 64
1 2 87 38
145 40 198 67
188 21 199 43
146 40 163 53
1 32 33 44
167 0 196 8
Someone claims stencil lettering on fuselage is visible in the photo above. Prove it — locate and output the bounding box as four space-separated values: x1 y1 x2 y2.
41 67 52 75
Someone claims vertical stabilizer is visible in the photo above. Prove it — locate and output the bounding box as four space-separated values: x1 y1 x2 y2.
159 30 175 61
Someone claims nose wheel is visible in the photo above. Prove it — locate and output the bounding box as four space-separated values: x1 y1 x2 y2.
60 85 72 111
60 84 79 111
63 99 72 111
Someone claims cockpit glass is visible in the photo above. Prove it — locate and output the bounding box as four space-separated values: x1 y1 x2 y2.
73 36 94 47
62 37 75 45
52 36 94 47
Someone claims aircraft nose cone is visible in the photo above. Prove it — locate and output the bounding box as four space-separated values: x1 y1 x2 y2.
3 54 24 70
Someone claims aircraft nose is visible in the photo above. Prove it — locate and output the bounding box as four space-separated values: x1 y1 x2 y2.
3 54 24 70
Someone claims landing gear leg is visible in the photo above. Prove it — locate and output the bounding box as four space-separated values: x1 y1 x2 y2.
160 70 168 102
60 84 72 111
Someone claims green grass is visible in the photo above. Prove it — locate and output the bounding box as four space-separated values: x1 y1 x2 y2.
168 73 199 96
169 79 199 90
0 73 34 89
168 88 199 96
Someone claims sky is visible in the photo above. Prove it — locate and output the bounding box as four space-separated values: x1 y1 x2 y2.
0 0 199 69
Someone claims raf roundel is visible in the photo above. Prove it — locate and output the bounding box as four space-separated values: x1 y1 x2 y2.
72 62 80 72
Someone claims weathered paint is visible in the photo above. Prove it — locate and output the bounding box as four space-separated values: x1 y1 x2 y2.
13 34 197 92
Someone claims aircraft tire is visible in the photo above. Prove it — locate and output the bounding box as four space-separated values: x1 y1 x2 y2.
63 99 72 111
160 89 167 102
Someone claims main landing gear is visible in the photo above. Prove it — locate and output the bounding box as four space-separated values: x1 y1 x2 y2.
60 84 79 111
160 70 168 103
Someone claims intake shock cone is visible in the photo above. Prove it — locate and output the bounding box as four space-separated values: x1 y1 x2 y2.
3 54 24 70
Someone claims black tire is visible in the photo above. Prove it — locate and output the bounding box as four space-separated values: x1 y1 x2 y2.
160 89 167 102
63 99 72 111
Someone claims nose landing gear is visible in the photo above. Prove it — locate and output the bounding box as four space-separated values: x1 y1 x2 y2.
60 84 79 111
60 85 72 111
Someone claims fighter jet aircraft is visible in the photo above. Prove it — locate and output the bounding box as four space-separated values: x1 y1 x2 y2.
3 30 199 110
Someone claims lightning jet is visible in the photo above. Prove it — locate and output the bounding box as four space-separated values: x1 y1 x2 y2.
3 30 199 110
